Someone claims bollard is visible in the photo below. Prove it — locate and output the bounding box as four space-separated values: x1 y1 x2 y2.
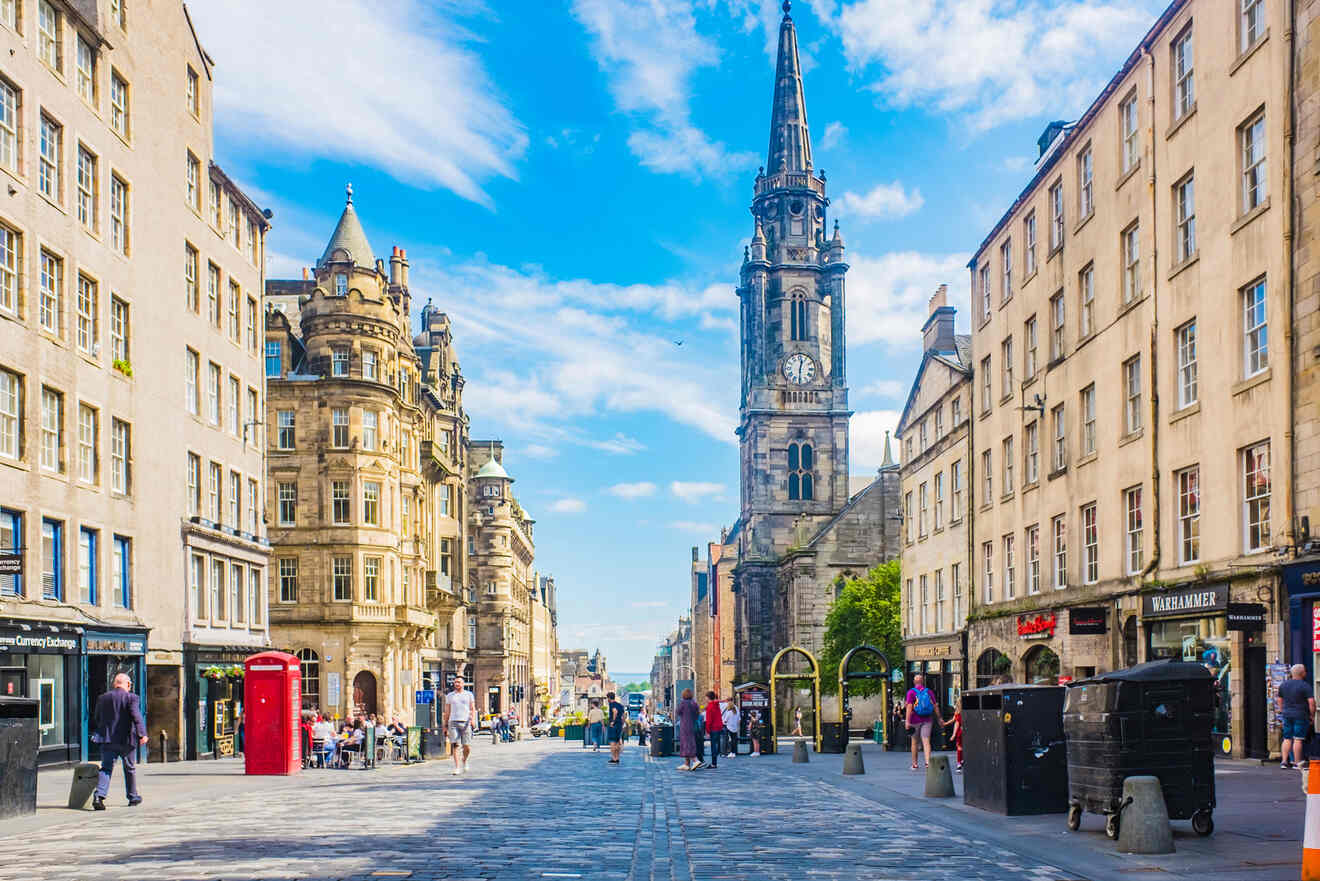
792 739 809 763
843 742 865 775
68 762 99 810
159 730 168 762
1116 775 1175 854
924 754 955 797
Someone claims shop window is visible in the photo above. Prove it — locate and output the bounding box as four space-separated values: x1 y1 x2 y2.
296 648 319 710
976 648 1011 689
1147 615 1231 737
0 508 20 596
1023 645 1060 685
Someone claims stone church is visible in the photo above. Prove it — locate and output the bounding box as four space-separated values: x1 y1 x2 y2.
732 2 901 681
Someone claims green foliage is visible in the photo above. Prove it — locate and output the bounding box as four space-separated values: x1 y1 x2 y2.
112 359 133 377
819 560 903 696
619 681 648 694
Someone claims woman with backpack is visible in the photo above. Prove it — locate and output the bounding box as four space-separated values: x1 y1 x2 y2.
906 673 945 770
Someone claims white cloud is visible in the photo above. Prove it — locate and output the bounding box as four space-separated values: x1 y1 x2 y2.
668 520 721 534
670 481 726 503
631 600 669 609
522 444 559 460
571 0 757 179
835 0 1162 131
838 181 924 220
586 434 646 455
608 482 658 499
549 498 588 513
1002 155 1032 173
858 379 908 401
820 120 848 149
846 251 971 347
851 410 901 469
188 0 527 206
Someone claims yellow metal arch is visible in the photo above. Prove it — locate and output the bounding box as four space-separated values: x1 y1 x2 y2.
769 645 822 753
838 644 892 745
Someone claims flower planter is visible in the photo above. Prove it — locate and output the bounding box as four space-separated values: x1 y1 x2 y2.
562 724 584 741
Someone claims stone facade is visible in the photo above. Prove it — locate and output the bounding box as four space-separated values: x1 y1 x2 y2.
0 1 270 764
530 574 559 715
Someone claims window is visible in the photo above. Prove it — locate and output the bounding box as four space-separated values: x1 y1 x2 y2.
982 541 993 603
104 299 127 369
934 407 943 438
207 263 220 325
1002 436 1014 494
40 386 62 472
919 420 928 450
38 115 60 201
191 554 204 618
468 619 477 650
225 378 238 436
785 441 815 501
1241 111 1267 212
1174 173 1195 262
37 2 61 73
0 0 13 32
1120 91 1139 172
265 341 281 378
77 403 96 483
210 559 224 621
228 470 240 527
1244 442 1271 552
247 478 258 534
789 292 807 341
1080 384 1096 456
246 218 257 264
228 280 240 340
185 349 199 414
0 368 19 459
332 408 349 448
979 264 991 322
401 494 410 533
1051 405 1066 472
187 453 200 515
1024 212 1037 276
364 557 380 601
1025 422 1039 484
229 197 240 248
110 72 128 137
186 66 198 115
276 410 294 449
363 481 380 526
110 417 129 493
919 574 929 634
981 449 992 506
76 147 96 230
1124 356 1142 434
183 244 199 312
39 250 62 335
279 558 298 602
362 410 378 451
249 568 261 626
246 297 258 352
1024 316 1037 379
918 482 928 537
934 472 944 530
207 363 221 424
112 536 130 609
1170 27 1194 121
951 461 963 521
363 349 378 381
78 527 96 604
209 180 221 228
952 563 962 624
1241 0 1265 53
230 563 244 624
1003 534 1016 599
1119 226 1141 307
277 482 296 525
109 174 127 254
110 0 124 28
1048 180 1064 251
1078 146 1093 217
332 556 352 601
41 518 62 600
1242 277 1268 377
1001 337 1013 398
951 397 961 425
0 509 17 596
75 275 97 353
208 462 221 520
331 348 349 377
934 569 945 631
76 38 95 102
1000 239 1012 302
332 480 350 524
0 223 19 313
1124 486 1143 574
186 151 199 208
1082 502 1098 584
0 78 18 173
980 356 991 414
903 491 912 543
1050 292 1065 360
1052 515 1067 589
1176 321 1197 408
1027 525 1040 595
1178 466 1200 564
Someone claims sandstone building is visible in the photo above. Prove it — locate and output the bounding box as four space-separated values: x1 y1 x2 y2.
0 0 269 764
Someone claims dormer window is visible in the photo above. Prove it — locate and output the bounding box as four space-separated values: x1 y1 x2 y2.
335 273 347 296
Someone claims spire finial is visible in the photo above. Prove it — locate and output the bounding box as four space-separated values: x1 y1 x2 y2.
346 182 353 205
881 430 894 467
782 0 790 15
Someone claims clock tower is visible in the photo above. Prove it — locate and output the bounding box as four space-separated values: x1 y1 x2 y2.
735 1 850 677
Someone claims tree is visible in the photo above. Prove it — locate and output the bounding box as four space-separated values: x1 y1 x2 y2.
819 560 902 696
620 681 648 695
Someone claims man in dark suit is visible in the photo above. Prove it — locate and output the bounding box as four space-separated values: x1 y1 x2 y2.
92 672 147 810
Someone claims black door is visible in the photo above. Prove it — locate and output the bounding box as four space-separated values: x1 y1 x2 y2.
1246 646 1267 758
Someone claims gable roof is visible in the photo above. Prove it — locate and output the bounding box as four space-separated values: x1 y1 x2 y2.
895 333 972 435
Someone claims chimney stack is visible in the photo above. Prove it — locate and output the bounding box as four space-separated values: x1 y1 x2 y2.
301 267 308 281
921 284 956 354
390 246 402 286
400 248 409 287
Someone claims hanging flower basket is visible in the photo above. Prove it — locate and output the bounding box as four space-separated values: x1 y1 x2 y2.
203 665 228 682
225 664 245 681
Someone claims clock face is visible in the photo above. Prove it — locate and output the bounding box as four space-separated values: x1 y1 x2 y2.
783 353 815 385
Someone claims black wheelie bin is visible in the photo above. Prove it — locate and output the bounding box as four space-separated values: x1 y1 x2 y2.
1063 659 1216 839
962 684 1069 815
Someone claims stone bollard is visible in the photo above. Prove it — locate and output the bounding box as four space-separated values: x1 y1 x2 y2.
843 742 865 775
1117 775 1175 854
924 755 955 797
68 762 100 810
792 739 809 763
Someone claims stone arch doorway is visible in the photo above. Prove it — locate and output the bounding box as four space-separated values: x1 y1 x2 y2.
1023 645 1061 685
352 670 377 716
1123 616 1138 667
976 648 1011 688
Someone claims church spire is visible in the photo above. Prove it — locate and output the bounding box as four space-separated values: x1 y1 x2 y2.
767 1 812 173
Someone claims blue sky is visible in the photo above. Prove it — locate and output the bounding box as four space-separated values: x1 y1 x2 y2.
189 0 1165 671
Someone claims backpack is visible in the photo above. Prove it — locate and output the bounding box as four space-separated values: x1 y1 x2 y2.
914 688 935 717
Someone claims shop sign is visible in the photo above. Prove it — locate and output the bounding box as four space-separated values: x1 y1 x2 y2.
1313 607 1320 651
1141 583 1227 619
739 688 769 708
0 624 79 654
1227 603 1267 631
1017 612 1057 639
0 554 21 575
1284 561 1320 596
84 632 147 655
909 642 955 659
1069 607 1108 635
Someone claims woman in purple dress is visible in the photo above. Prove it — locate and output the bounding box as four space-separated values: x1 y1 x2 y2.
675 688 700 771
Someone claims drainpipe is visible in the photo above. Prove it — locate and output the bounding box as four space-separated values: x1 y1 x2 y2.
1281 0 1298 664
1140 44 1161 585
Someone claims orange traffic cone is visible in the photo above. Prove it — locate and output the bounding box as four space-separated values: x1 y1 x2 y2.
1305 762 1320 880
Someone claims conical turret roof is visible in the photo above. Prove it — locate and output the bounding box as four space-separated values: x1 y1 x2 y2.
767 2 812 173
318 183 375 270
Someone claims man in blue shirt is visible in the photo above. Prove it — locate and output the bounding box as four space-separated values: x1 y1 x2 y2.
1278 664 1316 769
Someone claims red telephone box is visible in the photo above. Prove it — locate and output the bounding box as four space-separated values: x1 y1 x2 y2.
244 651 301 775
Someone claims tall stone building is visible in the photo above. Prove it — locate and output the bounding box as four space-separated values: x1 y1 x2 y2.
530 573 559 715
264 189 466 721
0 0 270 765
732 2 900 681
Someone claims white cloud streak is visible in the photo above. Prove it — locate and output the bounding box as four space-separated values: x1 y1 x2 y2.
608 482 659 499
846 251 971 347
820 120 848 149
852 410 901 469
670 481 726 503
550 498 588 513
838 181 924 220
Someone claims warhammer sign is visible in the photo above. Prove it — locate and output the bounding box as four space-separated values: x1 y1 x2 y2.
1017 612 1057 639
1141 583 1228 619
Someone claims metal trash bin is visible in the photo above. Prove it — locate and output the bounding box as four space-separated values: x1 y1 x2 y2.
0 696 38 819
1064 659 1216 839
962 684 1068 815
649 724 674 757
820 722 847 753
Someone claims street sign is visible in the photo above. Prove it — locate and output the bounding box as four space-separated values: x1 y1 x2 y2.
0 553 21 575
415 689 435 704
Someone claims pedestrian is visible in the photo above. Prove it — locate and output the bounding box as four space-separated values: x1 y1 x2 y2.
637 707 649 747
792 706 804 737
606 691 627 764
586 700 605 751
675 688 700 771
443 675 476 775
748 709 763 757
90 673 148 810
942 697 964 772
906 673 944 770
693 700 708 769
703 691 723 769
721 699 740 757
1278 663 1316 769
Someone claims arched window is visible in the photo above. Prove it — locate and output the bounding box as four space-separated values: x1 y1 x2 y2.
789 293 807 341
1023 645 1060 685
788 442 814 501
976 648 1011 688
296 648 320 710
